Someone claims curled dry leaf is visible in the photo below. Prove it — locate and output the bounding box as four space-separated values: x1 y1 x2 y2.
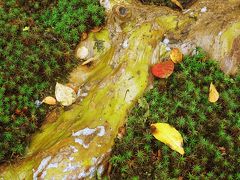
218 147 226 155
151 123 185 155
42 96 57 105
66 83 79 93
117 126 126 139
82 57 95 66
91 26 102 33
22 107 28 113
55 82 77 106
15 109 21 115
171 0 184 10
208 82 219 103
170 48 183 63
151 60 174 78
81 32 88 41
23 26 30 31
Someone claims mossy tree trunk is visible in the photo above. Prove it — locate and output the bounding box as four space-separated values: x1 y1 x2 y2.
0 0 240 179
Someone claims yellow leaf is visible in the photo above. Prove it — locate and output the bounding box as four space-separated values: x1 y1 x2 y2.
42 96 56 105
171 0 184 10
208 82 219 103
151 123 184 155
55 82 77 106
170 48 183 64
23 26 30 31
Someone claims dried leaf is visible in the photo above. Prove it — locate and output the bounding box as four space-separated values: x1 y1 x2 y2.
55 82 77 106
91 26 102 33
117 126 126 139
23 26 30 31
81 32 88 41
15 109 21 115
171 0 184 10
76 46 89 59
151 123 184 155
209 82 219 103
66 83 79 93
82 57 95 66
42 96 57 105
151 60 174 78
170 48 183 63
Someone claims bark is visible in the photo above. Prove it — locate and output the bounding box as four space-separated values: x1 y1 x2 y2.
0 0 240 179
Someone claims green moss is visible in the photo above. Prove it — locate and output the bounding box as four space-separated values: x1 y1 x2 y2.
109 48 240 179
39 0 105 43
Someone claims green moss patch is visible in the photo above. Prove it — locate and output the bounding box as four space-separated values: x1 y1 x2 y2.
109 48 240 179
39 0 105 43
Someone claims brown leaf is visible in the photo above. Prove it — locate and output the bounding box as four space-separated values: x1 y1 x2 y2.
178 176 184 180
91 26 102 33
66 83 79 93
15 109 21 115
42 96 57 105
117 126 126 139
171 0 184 10
218 147 226 155
81 32 88 41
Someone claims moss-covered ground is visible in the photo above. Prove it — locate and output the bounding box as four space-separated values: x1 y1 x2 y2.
109 48 240 179
0 0 104 163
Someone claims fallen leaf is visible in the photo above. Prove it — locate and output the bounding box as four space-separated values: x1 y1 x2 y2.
208 82 219 103
15 109 21 115
171 0 184 10
55 82 77 106
91 26 102 33
218 147 226 155
81 32 88 41
170 48 183 63
151 123 185 155
178 176 184 180
117 126 126 139
76 46 89 59
42 96 57 105
22 107 28 113
151 60 174 78
66 83 79 93
23 26 30 31
82 57 95 66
